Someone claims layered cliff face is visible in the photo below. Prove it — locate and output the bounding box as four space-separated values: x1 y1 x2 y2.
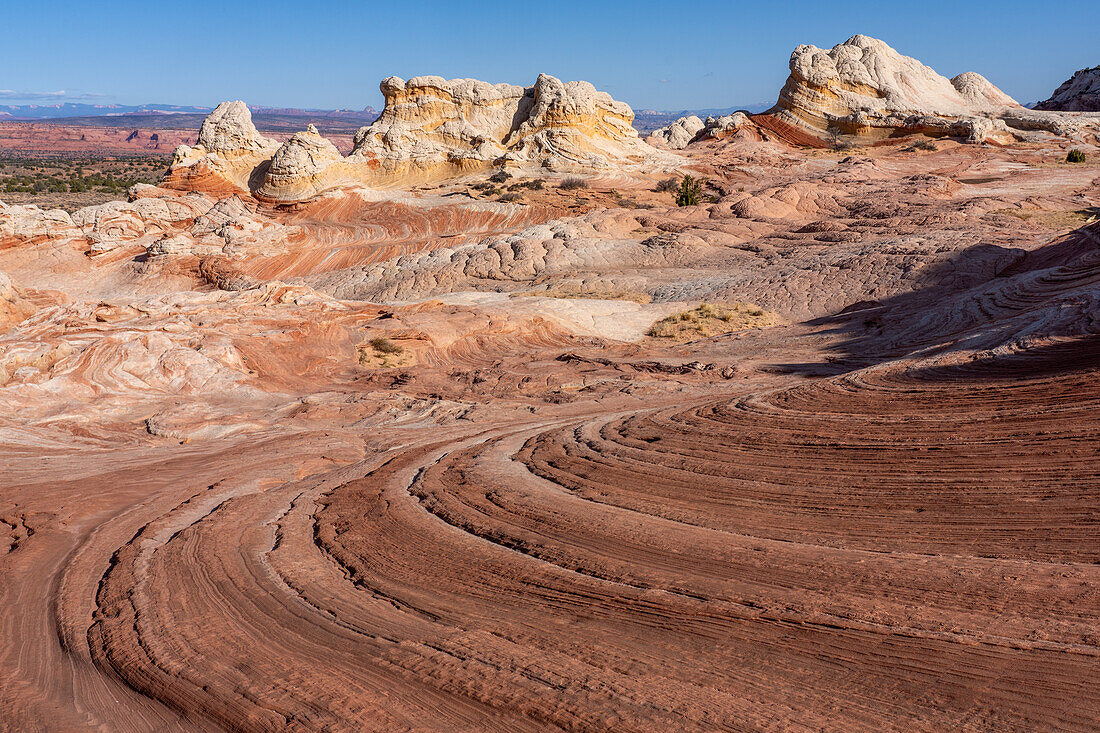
169 75 674 203
1035 66 1100 112
164 101 280 194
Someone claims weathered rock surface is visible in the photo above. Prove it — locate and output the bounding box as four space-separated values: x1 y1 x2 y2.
1035 66 1100 112
169 76 677 203
770 35 1100 143
0 269 33 330
1 201 80 245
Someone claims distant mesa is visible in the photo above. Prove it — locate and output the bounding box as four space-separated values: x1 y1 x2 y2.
1034 66 1100 112
165 74 676 203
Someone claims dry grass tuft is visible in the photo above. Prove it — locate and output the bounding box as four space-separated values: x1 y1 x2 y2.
647 302 784 340
988 207 1098 230
516 287 652 304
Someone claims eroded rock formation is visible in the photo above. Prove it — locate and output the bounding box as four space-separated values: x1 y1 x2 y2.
164 101 279 194
768 35 1100 143
648 112 755 149
168 75 676 203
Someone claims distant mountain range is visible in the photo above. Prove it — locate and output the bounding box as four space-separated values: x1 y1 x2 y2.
631 103 774 133
0 102 379 121
0 100 775 137
635 103 774 117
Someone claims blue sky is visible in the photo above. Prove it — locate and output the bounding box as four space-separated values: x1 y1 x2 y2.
1 1 1094 110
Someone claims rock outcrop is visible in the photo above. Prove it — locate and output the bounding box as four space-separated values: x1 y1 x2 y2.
647 112 754 149
0 202 79 245
770 35 1019 140
254 124 350 202
647 115 704 149
768 35 1100 143
1035 66 1100 112
164 101 279 194
168 75 676 203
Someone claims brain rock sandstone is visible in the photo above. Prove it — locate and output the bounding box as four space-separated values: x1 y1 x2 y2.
769 35 1100 143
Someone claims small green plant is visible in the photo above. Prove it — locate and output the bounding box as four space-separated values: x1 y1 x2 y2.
369 336 402 355
1066 149 1086 163
560 177 588 190
675 175 706 207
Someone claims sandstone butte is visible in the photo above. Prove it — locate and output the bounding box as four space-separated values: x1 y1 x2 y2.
164 74 677 204
1 34 1100 733
649 35 1100 149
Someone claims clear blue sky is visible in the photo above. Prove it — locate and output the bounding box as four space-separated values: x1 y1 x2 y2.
1 0 1094 110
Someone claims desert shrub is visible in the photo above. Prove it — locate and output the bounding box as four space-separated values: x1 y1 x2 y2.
499 192 521 203
654 177 678 193
1066 149 1086 163
560 177 588 190
526 178 545 190
369 336 402 354
907 139 937 152
489 169 511 183
675 175 706 207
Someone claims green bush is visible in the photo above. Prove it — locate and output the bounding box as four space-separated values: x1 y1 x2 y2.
675 175 706 207
1066 149 1086 163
